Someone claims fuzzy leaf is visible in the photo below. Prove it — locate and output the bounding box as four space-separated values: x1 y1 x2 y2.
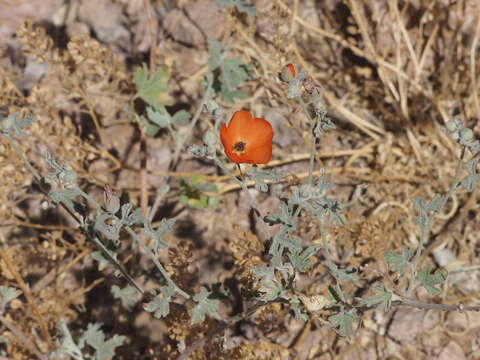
419 266 447 296
328 284 346 304
142 218 175 254
328 263 358 283
144 287 174 319
0 112 36 137
146 106 171 127
462 159 480 192
357 285 392 312
329 309 358 337
0 286 21 310
289 296 308 322
172 110 191 126
288 244 321 272
214 0 256 16
191 287 221 325
55 319 85 360
134 64 171 109
81 323 126 360
384 248 413 276
247 168 283 192
111 285 139 311
207 40 250 103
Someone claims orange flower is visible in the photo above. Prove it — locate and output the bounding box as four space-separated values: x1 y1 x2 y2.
280 63 296 82
220 110 273 164
286 63 296 77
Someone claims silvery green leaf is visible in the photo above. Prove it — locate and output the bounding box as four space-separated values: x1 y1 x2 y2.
94 211 122 242
357 285 392 312
144 296 170 319
287 78 302 99
425 194 443 213
328 263 358 283
384 248 413 276
135 113 160 137
264 201 297 229
111 285 139 311
0 286 21 310
55 319 85 360
258 284 285 302
462 159 480 192
44 152 77 186
247 168 283 192
146 106 171 128
288 244 321 272
419 266 447 296
328 284 346 304
134 64 170 109
81 323 126 360
91 251 114 271
172 110 190 126
328 309 358 336
251 265 276 286
0 112 36 137
207 40 224 70
289 296 308 322
191 287 221 325
142 218 175 254
214 0 256 16
313 109 336 136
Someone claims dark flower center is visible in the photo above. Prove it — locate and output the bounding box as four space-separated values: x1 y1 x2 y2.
233 141 246 152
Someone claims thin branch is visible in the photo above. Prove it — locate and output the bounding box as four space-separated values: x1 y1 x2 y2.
0 315 46 360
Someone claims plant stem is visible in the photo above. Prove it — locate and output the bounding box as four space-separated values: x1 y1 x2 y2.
297 97 316 186
0 315 46 360
148 77 213 222
214 156 269 241
397 299 480 312
4 134 42 181
407 147 466 296
125 227 190 299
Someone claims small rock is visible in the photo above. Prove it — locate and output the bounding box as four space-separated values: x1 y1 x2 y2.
438 341 466 360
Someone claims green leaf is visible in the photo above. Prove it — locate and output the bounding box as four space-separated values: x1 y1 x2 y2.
111 285 139 311
191 287 221 325
357 285 392 312
214 0 256 16
0 286 21 310
146 106 171 128
207 40 251 104
135 113 160 137
55 319 85 360
144 287 174 319
144 297 170 319
172 110 191 126
207 40 224 70
81 323 126 360
328 262 358 283
328 309 358 337
91 250 117 271
134 64 171 109
327 284 346 304
178 175 218 210
0 111 36 137
247 168 283 192
142 218 175 254
288 245 321 272
462 159 480 192
289 296 308 322
218 88 246 103
419 266 447 296
384 248 413 276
